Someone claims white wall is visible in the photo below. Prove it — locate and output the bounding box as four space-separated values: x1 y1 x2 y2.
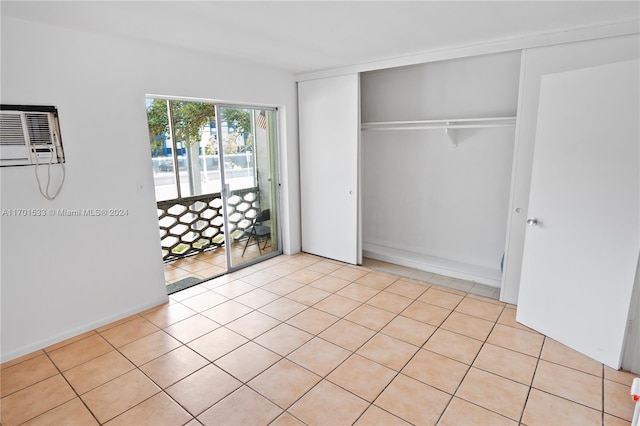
360 52 520 285
622 255 640 372
361 52 520 121
502 34 640 304
0 16 300 361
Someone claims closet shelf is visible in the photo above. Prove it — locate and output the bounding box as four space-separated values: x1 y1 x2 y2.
361 116 516 131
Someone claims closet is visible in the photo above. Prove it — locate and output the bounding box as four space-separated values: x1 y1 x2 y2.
359 51 520 287
298 52 520 288
298 34 640 370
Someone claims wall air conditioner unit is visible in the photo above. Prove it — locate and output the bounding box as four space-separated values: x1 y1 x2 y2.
0 105 65 167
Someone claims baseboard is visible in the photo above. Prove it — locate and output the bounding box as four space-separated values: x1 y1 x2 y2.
363 242 502 287
1 295 169 363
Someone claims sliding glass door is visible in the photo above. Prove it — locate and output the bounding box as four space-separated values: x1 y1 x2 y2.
147 98 280 290
217 106 279 270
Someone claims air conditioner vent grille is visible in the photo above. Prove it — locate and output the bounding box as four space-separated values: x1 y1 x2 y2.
0 105 65 167
25 113 52 145
0 114 26 145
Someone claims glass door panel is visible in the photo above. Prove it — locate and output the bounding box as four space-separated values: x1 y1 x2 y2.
147 98 280 293
217 106 279 269
147 98 227 293
148 99 178 202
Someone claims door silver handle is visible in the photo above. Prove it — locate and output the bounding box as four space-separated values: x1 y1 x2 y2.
527 217 539 226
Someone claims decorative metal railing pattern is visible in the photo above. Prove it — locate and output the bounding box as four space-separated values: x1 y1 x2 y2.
157 187 259 262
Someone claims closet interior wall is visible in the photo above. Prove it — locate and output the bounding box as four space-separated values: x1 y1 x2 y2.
360 51 521 287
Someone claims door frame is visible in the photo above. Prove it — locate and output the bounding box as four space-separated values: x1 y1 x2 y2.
147 95 283 281
215 103 282 273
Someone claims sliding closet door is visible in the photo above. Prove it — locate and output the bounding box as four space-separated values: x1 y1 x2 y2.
298 74 361 264
517 60 639 368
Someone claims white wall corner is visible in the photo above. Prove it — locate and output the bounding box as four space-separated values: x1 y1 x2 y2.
622 252 640 374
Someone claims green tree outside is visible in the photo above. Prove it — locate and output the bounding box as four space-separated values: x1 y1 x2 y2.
146 99 252 155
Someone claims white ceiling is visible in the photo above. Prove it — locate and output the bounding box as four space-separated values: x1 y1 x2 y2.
2 1 639 74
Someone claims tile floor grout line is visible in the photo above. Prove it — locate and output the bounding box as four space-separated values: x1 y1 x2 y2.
531 343 612 414
0 340 99 400
101 272 480 422
240 311 353 422
527 387 611 422
517 335 546 425
158 388 200 424
533 355 607 380
106 303 241 423
257 270 522 425
99 388 167 425
160 351 243 421
115 342 207 424
113 348 167 420
5 254 633 425
441 295 555 422
45 336 129 425
343 276 464 425
601 362 605 425
42 337 111 426
247 274 402 425
427 292 491 425
441 301 531 424
356 295 476 425
257 311 390 424
198 265 365 416
277 410 308 426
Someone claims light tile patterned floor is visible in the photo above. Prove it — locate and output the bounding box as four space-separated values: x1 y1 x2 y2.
163 248 229 286
164 246 500 302
163 243 267 287
1 253 637 425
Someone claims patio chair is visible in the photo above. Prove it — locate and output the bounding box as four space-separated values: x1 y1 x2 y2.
242 209 271 256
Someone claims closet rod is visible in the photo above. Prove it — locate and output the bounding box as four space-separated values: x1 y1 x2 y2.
362 123 515 131
361 116 516 131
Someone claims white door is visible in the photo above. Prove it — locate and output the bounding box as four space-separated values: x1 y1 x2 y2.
298 74 361 264
517 60 639 368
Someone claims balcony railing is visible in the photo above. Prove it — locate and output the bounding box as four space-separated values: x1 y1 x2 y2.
157 187 259 262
